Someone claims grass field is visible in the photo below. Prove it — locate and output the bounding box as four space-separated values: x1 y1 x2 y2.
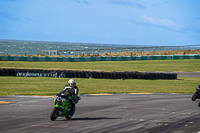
0 59 200 96
0 76 199 96
1 59 200 72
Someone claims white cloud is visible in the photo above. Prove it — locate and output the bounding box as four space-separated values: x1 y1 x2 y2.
132 15 184 32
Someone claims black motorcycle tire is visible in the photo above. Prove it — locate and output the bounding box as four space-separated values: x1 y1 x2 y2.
50 107 58 121
198 101 200 107
65 107 76 120
192 92 197 101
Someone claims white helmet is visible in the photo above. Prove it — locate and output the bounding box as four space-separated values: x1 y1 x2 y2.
68 79 76 87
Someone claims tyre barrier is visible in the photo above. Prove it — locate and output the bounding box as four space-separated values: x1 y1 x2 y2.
0 69 16 76
0 68 177 80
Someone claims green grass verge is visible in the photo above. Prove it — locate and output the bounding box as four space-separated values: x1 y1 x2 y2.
0 76 198 96
1 59 200 96
0 59 200 72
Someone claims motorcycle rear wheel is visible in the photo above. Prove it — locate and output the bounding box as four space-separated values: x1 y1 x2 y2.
65 107 76 120
50 107 58 121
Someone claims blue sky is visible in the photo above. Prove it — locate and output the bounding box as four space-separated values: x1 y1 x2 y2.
0 0 200 46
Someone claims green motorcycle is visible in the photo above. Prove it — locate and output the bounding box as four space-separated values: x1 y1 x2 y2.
50 93 80 121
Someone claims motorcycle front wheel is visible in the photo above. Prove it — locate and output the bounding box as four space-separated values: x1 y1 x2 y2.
50 107 59 121
192 92 197 101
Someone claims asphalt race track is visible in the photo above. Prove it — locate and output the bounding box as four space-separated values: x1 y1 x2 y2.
1 94 200 133
0 72 200 133
177 72 200 77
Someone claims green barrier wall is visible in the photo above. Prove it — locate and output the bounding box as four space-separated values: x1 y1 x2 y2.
57 57 63 61
151 56 157 60
20 56 27 61
101 57 106 61
33 57 39 61
8 56 14 61
0 54 199 62
121 56 126 61
111 57 117 61
91 57 96 61
68 57 74 62
161 55 167 59
194 55 200 59
79 57 85 62
45 57 51 61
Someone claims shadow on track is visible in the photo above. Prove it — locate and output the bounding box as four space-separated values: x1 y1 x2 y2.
58 117 121 121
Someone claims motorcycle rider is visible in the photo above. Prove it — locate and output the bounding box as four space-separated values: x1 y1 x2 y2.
197 84 200 89
192 84 200 101
58 79 79 112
